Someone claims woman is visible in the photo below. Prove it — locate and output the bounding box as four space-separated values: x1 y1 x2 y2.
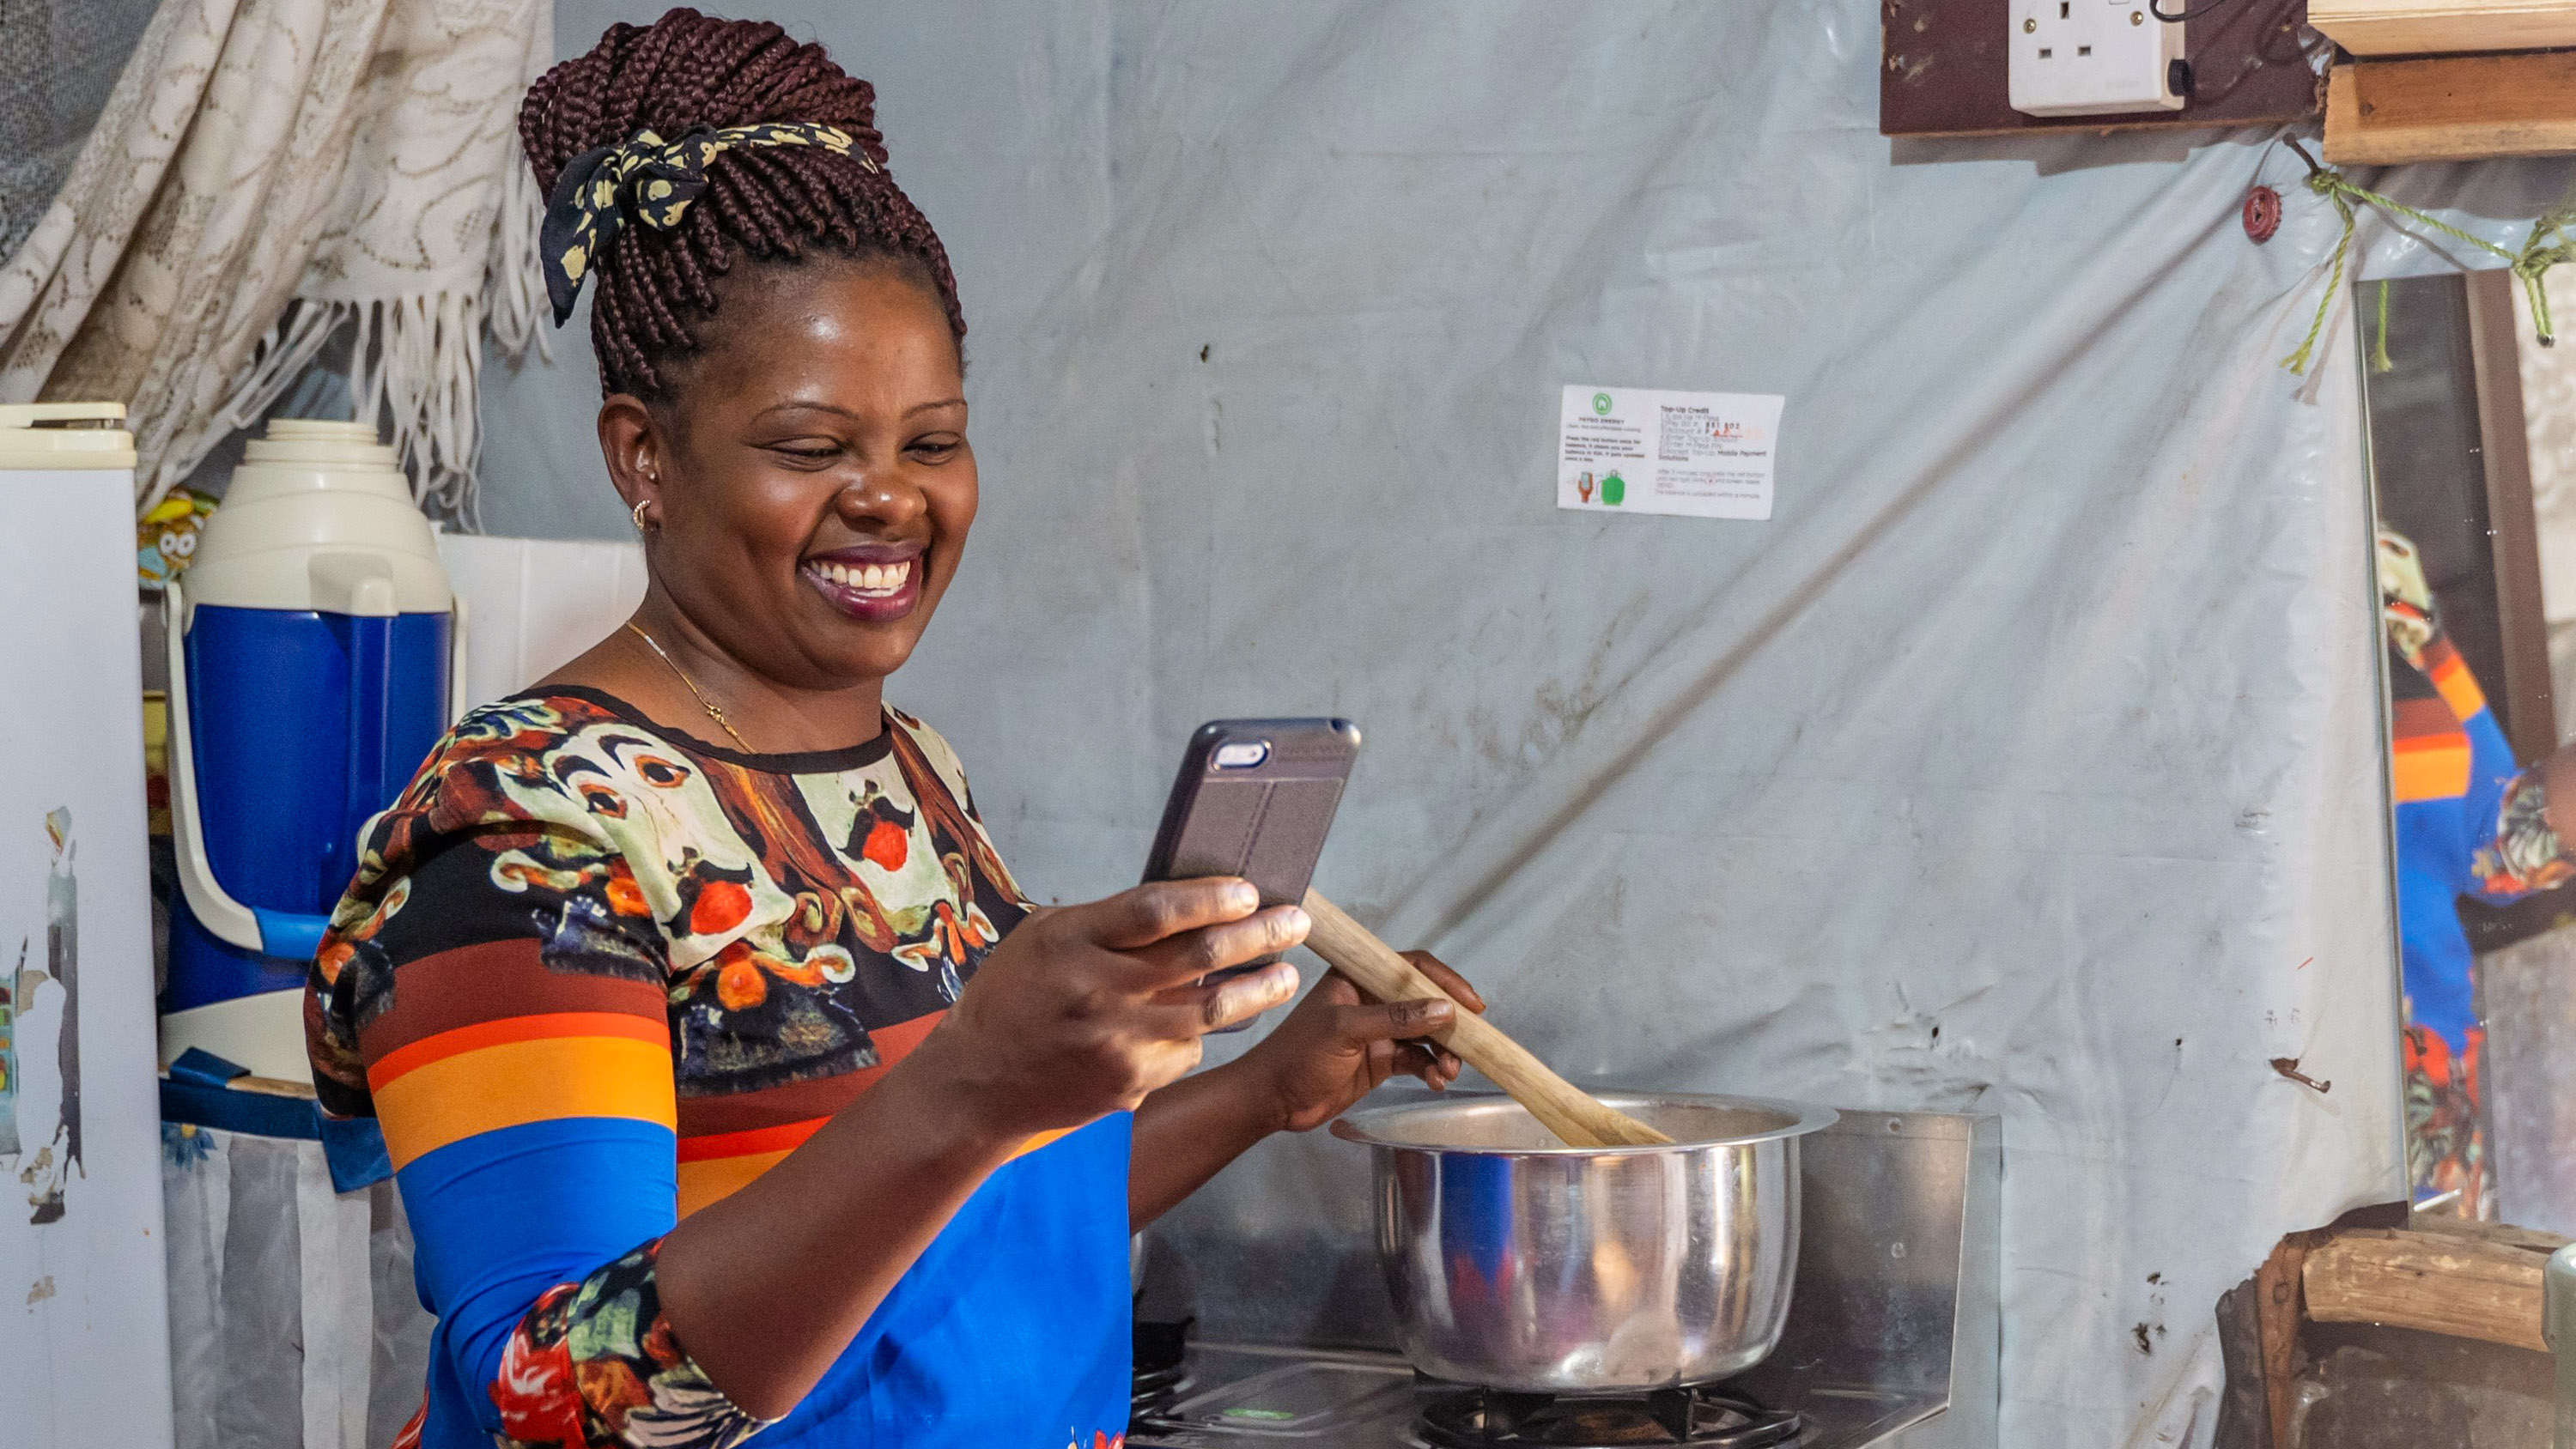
303 12 1481 1447
2377 525 2576 1217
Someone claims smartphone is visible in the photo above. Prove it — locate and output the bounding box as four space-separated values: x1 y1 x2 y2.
1142 718 1361 1031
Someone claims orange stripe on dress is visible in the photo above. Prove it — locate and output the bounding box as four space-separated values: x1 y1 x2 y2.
673 1123 1082 1217
374 1031 677 1172
368 1011 666 1090
2427 649 2488 722
677 1149 793 1217
2391 732 2472 803
1012 1125 1075 1160
679 1117 830 1163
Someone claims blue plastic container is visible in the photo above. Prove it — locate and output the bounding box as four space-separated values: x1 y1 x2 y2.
164 606 451 1011
161 420 459 1079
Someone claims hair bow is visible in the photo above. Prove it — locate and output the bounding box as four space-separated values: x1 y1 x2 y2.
539 122 874 325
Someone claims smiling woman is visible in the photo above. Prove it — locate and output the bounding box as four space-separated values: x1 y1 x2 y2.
602 259 973 722
300 9 1484 1449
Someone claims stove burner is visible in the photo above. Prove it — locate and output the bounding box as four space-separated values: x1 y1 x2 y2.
1132 1360 1189 1401
1415 1385 1802 1448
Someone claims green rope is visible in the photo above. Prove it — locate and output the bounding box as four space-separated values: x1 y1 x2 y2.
2520 193 2576 347
2281 166 2576 374
2371 277 2393 373
2280 173 2358 375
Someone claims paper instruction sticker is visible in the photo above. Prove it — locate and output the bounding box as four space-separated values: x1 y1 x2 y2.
1558 385 1783 520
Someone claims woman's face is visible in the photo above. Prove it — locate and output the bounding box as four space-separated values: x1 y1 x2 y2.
611 258 973 692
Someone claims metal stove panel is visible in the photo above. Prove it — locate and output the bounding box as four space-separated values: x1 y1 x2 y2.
1127 1343 1944 1449
1733 1110 2000 1447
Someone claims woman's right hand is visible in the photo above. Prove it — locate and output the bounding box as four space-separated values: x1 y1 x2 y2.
914 877 1309 1138
660 877 1298 1420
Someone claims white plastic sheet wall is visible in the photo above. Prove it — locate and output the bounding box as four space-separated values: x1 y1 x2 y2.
485 3 2576 1442
162 1128 429 1449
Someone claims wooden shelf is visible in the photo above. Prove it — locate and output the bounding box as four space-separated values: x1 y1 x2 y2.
2310 0 2576 55
2324 50 2576 162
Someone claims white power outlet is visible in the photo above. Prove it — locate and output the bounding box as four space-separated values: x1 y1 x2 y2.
2008 0 2185 118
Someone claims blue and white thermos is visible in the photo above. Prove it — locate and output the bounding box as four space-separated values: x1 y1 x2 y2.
161 420 460 1079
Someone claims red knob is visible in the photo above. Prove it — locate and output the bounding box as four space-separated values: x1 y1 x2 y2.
2243 185 2281 245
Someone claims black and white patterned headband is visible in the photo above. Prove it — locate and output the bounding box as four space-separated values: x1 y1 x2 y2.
539 123 876 325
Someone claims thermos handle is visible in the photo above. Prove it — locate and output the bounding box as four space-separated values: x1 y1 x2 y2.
162 581 333 962
447 595 471 724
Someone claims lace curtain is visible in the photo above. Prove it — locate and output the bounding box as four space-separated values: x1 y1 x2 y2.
0 0 550 523
0 0 161 266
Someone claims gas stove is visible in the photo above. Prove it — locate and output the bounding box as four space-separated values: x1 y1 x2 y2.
1131 1109 1997 1449
1414 1383 1804 1446
1126 1341 1927 1447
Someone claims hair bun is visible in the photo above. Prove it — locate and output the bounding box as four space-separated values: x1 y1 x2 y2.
521 9 887 192
519 7 960 397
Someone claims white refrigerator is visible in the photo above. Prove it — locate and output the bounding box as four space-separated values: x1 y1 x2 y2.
0 404 173 1448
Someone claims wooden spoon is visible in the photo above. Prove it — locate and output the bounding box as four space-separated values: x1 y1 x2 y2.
1301 890 1674 1149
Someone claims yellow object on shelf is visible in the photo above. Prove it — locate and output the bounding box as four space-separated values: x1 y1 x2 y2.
139 489 218 591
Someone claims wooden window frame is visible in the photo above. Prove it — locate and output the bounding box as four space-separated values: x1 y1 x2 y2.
2464 267 2555 765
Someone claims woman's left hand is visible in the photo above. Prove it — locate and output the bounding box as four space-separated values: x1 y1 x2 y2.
1237 951 1487 1133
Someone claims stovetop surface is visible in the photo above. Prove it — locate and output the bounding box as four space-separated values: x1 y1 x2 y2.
1126 1343 1944 1449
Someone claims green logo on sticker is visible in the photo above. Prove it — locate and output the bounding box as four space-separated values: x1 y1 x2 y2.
1601 470 1625 506
1592 392 1613 415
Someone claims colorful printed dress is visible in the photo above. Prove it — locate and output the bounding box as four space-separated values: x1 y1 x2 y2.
304 688 1133 1449
2388 631 2576 1218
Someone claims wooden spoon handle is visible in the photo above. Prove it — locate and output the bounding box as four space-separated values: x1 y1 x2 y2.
1300 890 1673 1149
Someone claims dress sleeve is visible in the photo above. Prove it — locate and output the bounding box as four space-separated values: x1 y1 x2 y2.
2470 765 2576 901
2403 631 2576 904
306 707 770 1449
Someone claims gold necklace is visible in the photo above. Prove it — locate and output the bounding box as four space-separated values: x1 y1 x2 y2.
624 621 756 752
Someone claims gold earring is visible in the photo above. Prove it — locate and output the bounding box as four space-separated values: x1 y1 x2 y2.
631 498 655 533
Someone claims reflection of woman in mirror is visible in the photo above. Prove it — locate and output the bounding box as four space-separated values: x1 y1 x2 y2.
2380 528 2576 1217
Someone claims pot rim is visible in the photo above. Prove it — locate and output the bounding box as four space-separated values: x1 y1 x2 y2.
1327 1090 1839 1155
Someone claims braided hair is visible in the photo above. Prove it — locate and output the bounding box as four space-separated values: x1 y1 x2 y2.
519 9 965 399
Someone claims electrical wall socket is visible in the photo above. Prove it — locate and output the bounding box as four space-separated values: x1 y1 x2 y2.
2008 0 2185 118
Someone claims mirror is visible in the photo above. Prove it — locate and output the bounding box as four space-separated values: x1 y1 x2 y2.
2364 265 2576 1227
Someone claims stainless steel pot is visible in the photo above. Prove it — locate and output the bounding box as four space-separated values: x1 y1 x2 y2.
1329 1092 1837 1391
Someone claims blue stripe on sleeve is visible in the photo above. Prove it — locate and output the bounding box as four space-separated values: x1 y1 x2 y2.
397 1115 677 1440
